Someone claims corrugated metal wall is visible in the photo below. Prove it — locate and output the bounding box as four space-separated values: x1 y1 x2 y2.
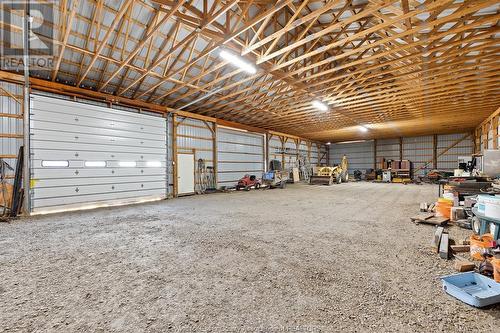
267 135 326 171
284 138 298 168
376 138 400 162
330 140 374 174
310 144 319 167
329 133 473 176
217 127 265 187
437 133 473 172
268 135 283 166
318 144 328 165
402 136 433 176
175 116 214 193
0 82 23 185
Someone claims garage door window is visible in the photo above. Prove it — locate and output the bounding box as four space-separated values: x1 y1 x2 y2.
119 161 137 167
42 160 69 167
84 161 107 167
146 161 162 167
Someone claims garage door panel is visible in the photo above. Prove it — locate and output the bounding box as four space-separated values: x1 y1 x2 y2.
31 111 165 136
32 98 164 128
32 150 161 161
30 95 167 214
32 178 163 198
31 141 165 155
32 119 164 141
31 129 163 148
32 166 164 178
34 175 166 189
33 175 166 187
32 189 165 210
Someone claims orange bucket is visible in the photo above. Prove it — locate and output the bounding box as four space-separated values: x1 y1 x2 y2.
435 201 452 218
470 233 494 261
493 259 500 283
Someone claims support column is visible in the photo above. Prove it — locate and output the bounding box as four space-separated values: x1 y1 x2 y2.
212 123 218 188
281 136 286 170
22 5 31 215
172 114 178 197
433 135 438 169
493 116 498 149
399 137 403 161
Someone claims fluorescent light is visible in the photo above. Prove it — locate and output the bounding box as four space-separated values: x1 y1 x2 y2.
359 126 369 132
219 50 257 74
85 161 106 167
146 161 162 168
42 160 69 167
312 100 328 111
119 161 136 167
326 142 331 145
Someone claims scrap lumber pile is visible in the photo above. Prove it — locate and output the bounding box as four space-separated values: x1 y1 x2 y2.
413 183 500 307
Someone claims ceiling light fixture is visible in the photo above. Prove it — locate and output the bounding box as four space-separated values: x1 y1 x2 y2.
359 125 369 132
312 100 328 111
219 49 257 74
326 142 331 145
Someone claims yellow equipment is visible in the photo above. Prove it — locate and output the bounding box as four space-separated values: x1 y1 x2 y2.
310 155 349 185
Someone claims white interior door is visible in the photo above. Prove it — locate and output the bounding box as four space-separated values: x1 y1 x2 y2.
177 153 194 195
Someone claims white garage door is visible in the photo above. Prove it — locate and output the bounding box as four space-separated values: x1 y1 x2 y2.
30 95 167 214
217 127 265 188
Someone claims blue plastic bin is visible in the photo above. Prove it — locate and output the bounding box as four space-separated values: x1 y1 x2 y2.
441 272 500 307
262 172 275 180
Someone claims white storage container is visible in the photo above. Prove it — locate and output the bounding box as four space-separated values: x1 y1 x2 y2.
479 195 500 219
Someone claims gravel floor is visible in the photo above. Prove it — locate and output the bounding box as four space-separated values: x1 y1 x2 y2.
1 182 499 332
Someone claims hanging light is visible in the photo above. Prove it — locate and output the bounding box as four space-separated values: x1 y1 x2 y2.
312 100 328 111
219 49 257 74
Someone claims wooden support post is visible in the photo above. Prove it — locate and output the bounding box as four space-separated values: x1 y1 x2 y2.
433 134 438 169
373 139 377 169
306 141 311 165
483 124 488 150
472 130 477 154
172 114 178 197
326 144 330 165
212 123 218 188
399 137 403 161
476 127 483 154
265 133 271 172
295 139 300 162
281 136 286 170
493 116 498 149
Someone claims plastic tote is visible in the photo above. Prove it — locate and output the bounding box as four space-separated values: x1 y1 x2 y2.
441 272 500 307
